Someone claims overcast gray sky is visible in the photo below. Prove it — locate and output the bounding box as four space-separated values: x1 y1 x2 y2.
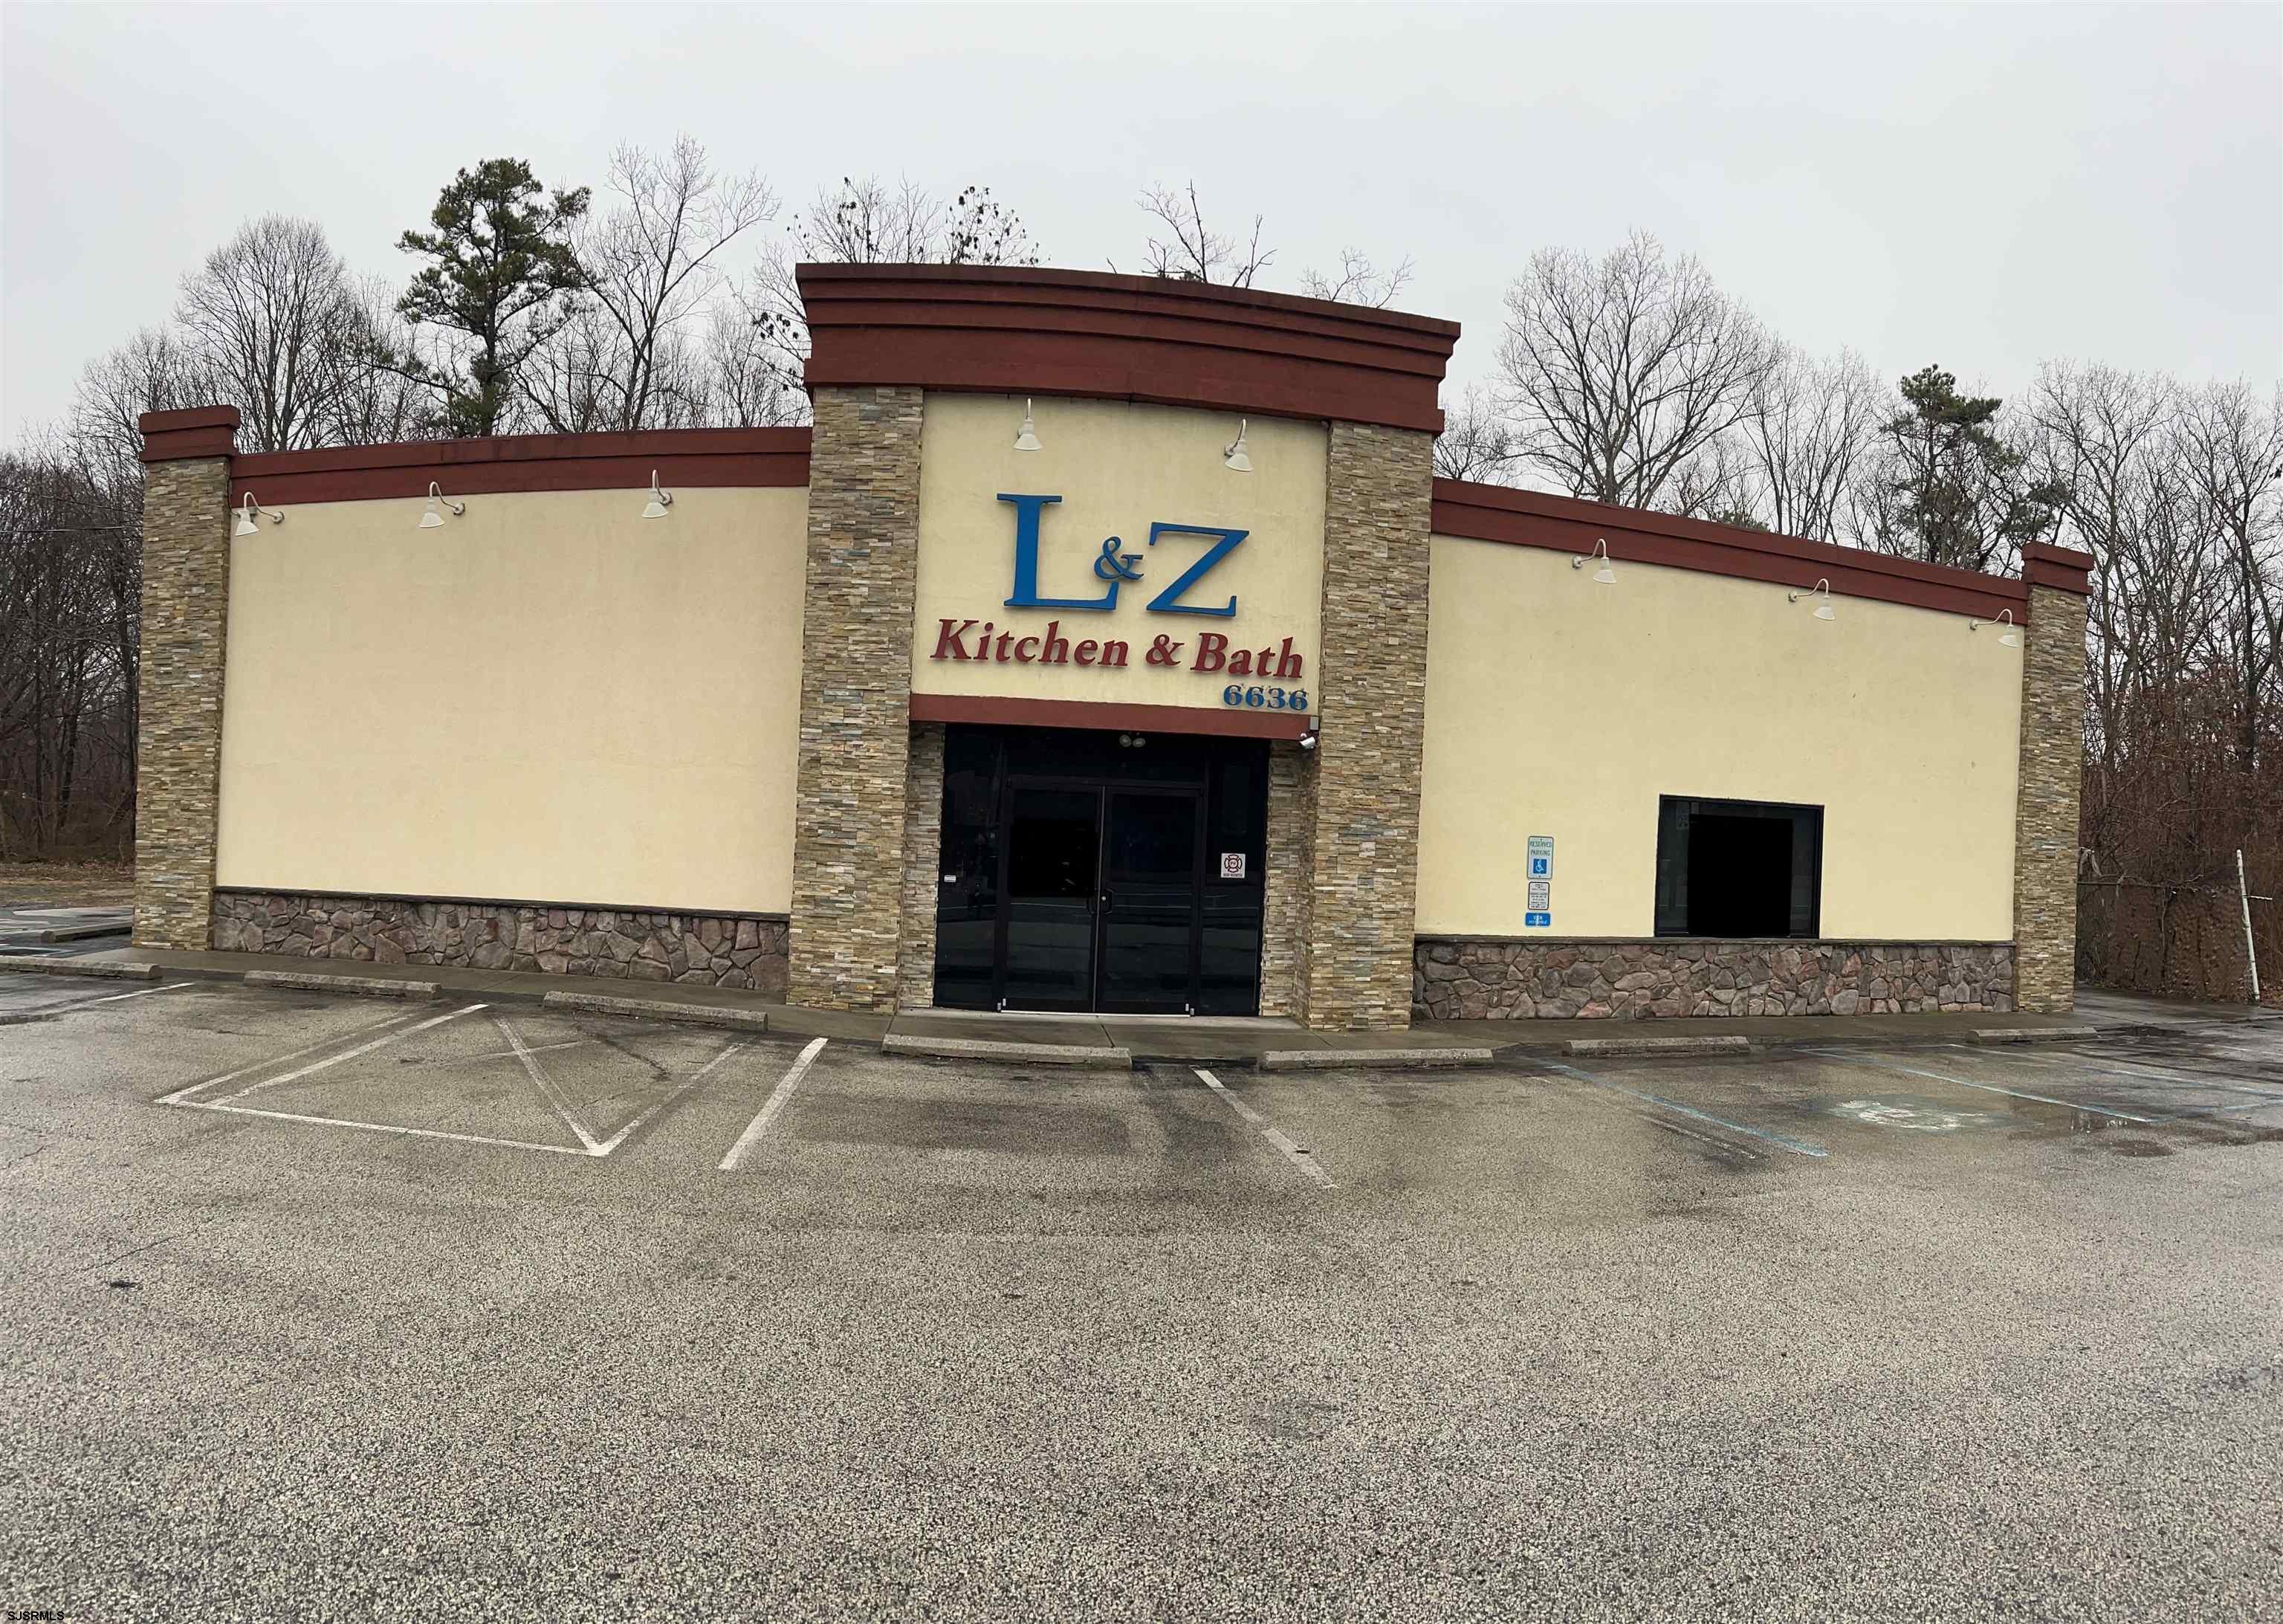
3 1 2277 441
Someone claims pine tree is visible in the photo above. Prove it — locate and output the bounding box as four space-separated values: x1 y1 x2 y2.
395 159 590 437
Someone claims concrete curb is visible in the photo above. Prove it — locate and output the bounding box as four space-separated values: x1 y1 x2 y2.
1260 1046 1493 1071
1970 1026 2094 1044
0 956 162 981
37 921 132 943
542 991 770 1032
1567 1035 1753 1058
883 1033 1131 1069
245 969 443 1000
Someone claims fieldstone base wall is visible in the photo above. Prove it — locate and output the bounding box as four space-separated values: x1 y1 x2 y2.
1413 939 2015 1020
213 892 789 994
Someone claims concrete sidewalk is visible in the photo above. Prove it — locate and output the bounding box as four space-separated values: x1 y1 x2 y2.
17 945 2271 1065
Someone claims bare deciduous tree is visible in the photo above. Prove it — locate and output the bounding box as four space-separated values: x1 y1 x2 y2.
1495 230 1773 511
1732 348 1881 541
1432 384 1520 483
172 215 369 453
1129 182 1272 287
740 175 1043 421
1301 248 1413 308
528 138 777 433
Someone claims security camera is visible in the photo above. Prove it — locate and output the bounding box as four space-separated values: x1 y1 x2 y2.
1298 729 1319 751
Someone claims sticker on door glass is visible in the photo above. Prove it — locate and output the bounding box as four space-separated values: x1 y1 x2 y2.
1219 852 1247 880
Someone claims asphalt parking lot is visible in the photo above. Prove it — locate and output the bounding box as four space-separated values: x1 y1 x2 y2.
4 972 2281 1621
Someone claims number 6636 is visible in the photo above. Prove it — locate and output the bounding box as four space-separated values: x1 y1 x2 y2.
1223 685 1309 711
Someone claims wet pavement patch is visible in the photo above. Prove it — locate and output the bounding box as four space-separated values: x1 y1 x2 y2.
1821 1096 2008 1133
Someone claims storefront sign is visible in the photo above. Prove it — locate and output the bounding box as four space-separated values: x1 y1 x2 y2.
910 399 1327 719
924 488 1311 710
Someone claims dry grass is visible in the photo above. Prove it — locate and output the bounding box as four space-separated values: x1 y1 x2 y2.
0 862 135 908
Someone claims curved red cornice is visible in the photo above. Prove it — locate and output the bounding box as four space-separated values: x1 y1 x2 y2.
797 263 1461 434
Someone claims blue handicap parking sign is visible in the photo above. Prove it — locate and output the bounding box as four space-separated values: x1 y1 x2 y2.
1529 857 1549 877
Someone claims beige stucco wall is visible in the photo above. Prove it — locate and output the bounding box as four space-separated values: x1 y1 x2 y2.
912 395 1327 715
1416 537 2022 940
215 485 806 913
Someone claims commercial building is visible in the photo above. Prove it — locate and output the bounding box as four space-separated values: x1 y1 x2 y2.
132 266 2093 1029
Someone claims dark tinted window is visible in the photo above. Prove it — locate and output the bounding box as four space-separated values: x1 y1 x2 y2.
1654 797 1821 938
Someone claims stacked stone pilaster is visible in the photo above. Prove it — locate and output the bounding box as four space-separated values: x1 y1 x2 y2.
132 410 239 951
1296 421 1436 1029
896 721 946 1009
2012 574 2092 1013
1258 740 1315 1018
786 386 926 1012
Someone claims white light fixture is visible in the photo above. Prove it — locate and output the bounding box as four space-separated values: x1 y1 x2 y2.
418 482 465 529
1790 578 1836 621
641 470 673 520
1014 398 1040 453
233 492 283 537
1224 419 1252 473
1572 537 1615 584
1298 727 1320 752
1972 608 2022 647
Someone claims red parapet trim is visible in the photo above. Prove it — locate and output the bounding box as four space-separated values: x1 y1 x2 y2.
909 691 1312 740
139 405 241 463
799 263 1460 435
228 427 812 505
1431 479 2036 622
2020 540 2096 596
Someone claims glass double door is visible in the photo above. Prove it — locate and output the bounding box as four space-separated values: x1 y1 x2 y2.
1000 777 1205 1014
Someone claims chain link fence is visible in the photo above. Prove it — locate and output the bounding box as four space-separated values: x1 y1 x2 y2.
2076 874 2278 1008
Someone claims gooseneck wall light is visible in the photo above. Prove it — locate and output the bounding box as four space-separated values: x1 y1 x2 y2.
1224 419 1252 473
418 482 465 529
1014 399 1041 453
233 493 283 537
1972 608 2022 647
1572 537 1616 584
1790 578 1836 621
641 470 673 520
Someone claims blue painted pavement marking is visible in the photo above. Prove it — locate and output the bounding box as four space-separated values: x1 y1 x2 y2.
1535 1058 1830 1159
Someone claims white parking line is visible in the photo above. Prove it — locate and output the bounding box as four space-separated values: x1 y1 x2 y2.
8 980 196 1021
595 1038 749 1157
159 1006 432 1104
1805 1049 2159 1124
496 1013 606 1154
719 1038 827 1171
1538 1058 1830 1158
216 1003 490 1104
174 1101 590 1156
2002 1047 2283 1106
1196 1068 1335 1188
158 1003 467 1105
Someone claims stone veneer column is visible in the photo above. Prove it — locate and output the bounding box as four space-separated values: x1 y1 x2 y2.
1258 740 1315 1019
896 721 946 1009
2012 579 2091 1013
1299 421 1437 1029
132 409 239 951
786 386 925 1012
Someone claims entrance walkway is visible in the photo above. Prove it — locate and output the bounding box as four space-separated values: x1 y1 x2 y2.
19 945 2273 1066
